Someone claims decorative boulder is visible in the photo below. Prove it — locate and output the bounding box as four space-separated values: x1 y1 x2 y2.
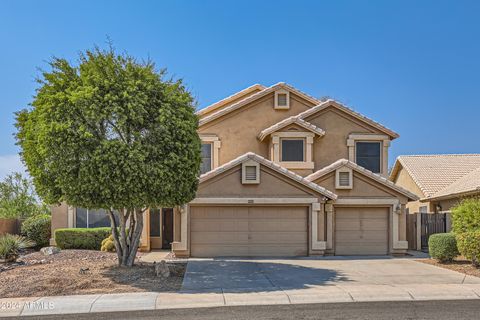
154 260 170 278
40 246 61 256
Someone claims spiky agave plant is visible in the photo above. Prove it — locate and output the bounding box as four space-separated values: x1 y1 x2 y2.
0 234 35 263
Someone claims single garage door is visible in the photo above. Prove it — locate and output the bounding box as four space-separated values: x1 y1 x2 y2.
335 207 389 255
190 206 308 257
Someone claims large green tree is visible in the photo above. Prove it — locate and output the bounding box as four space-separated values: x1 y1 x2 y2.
15 47 201 266
0 172 49 219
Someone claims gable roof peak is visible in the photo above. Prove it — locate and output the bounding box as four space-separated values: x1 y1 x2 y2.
305 158 419 201
199 152 337 200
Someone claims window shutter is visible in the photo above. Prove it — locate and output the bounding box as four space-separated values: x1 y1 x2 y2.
245 166 257 181
338 172 350 187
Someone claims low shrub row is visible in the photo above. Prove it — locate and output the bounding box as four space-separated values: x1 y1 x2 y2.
55 228 111 250
428 233 459 262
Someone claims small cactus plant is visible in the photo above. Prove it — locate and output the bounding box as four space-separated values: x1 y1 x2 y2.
100 235 116 252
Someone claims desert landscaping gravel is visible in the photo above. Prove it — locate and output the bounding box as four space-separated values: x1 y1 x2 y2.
0 250 185 298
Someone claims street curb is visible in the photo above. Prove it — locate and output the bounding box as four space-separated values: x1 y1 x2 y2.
2 283 480 318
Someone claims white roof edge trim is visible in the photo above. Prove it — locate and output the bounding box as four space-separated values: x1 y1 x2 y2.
199 82 321 127
305 159 419 201
196 84 265 116
297 99 400 139
199 152 337 200
258 116 326 141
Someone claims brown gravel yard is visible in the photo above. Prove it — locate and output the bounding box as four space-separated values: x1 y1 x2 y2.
417 258 480 278
0 250 185 298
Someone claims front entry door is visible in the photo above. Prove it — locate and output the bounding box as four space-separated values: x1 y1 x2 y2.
162 208 174 249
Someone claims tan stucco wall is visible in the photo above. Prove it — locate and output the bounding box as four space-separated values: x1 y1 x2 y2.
51 203 69 233
197 165 319 198
199 92 315 166
305 107 387 172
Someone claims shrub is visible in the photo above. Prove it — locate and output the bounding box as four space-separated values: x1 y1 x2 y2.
21 214 51 249
101 235 116 252
456 231 480 267
428 233 459 262
0 234 35 262
451 198 480 233
55 228 111 250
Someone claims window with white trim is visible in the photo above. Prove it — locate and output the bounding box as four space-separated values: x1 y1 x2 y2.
200 143 212 174
355 142 381 173
281 139 304 162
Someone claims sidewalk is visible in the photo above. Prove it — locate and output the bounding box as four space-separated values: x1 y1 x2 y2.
2 283 480 317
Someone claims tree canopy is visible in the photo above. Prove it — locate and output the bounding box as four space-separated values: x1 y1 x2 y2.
0 172 49 219
15 46 201 265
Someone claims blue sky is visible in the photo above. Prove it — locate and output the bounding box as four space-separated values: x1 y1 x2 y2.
1 0 479 179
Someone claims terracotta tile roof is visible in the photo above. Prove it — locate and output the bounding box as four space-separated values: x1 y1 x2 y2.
296 100 399 139
257 116 326 141
428 167 480 201
305 159 419 201
199 152 337 200
196 84 265 117
198 82 321 127
390 154 480 199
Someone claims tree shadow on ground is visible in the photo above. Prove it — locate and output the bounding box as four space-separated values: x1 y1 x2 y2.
180 259 353 293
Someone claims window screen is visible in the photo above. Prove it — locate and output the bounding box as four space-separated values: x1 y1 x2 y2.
200 143 212 174
356 142 381 173
281 139 304 161
75 207 88 228
149 208 161 237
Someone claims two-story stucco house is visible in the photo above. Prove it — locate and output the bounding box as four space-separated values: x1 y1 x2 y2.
51 83 418 257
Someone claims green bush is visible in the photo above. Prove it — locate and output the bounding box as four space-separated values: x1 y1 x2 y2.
21 214 51 249
428 233 459 262
451 198 480 233
55 228 111 250
0 234 35 262
456 231 480 267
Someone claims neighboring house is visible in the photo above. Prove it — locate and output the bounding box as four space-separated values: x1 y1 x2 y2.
51 82 418 257
390 154 480 214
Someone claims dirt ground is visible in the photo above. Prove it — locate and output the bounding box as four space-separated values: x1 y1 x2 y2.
417 258 480 278
0 250 185 298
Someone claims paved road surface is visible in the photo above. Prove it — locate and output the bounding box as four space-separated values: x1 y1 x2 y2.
12 300 480 320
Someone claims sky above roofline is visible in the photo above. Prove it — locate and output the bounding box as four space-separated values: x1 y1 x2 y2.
1 0 480 179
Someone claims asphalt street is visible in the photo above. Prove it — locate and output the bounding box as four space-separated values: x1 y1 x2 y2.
11 300 480 320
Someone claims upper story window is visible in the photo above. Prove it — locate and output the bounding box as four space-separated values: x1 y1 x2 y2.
274 90 290 110
200 143 212 174
281 139 304 162
355 142 381 173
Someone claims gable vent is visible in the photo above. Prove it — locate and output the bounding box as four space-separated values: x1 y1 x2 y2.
338 172 350 187
245 166 257 181
277 93 288 106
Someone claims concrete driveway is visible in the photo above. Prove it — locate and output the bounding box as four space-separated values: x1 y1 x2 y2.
182 256 480 293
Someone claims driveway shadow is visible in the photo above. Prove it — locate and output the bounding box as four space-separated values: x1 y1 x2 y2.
181 259 352 293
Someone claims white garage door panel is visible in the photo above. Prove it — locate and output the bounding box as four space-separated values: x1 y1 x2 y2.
335 207 389 255
190 206 308 257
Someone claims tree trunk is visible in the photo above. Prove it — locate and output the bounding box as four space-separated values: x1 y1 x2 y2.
110 208 145 267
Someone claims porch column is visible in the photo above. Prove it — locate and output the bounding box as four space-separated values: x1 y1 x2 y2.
172 205 188 251
392 203 408 250
325 202 334 250
311 202 326 251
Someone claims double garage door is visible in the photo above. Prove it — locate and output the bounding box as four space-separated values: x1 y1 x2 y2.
335 207 389 255
190 205 308 257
